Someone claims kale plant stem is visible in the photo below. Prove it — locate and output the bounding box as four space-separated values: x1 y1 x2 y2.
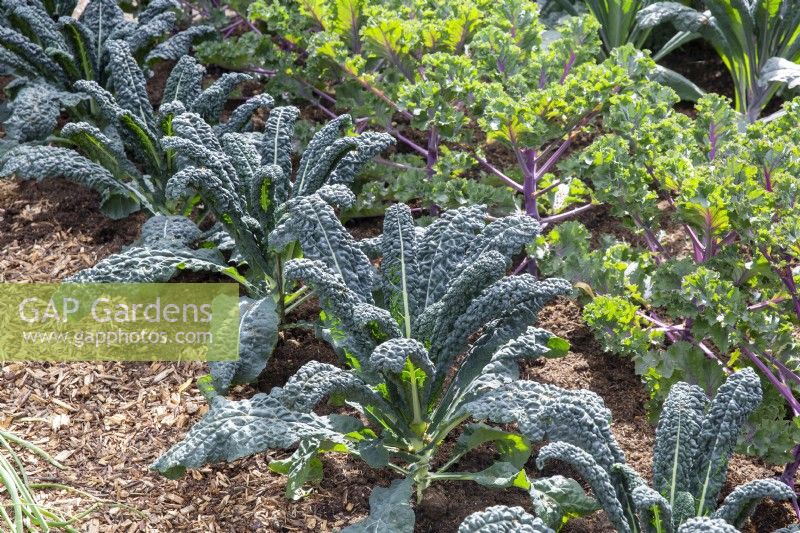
474 155 524 192
638 312 729 370
741 346 800 509
539 203 596 226
520 148 539 219
747 296 789 310
741 346 800 415
631 213 665 260
426 127 439 178
389 128 429 157
313 102 338 120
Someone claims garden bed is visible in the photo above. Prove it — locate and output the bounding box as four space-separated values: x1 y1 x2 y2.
0 179 792 532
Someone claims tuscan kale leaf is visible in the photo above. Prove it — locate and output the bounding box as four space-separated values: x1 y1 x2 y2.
0 0 213 143
69 104 393 394
535 368 797 532
1 51 268 218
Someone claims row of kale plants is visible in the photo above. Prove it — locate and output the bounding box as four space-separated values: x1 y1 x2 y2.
0 0 799 531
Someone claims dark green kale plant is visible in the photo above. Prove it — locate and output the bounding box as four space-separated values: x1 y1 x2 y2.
0 0 213 143
148 203 625 531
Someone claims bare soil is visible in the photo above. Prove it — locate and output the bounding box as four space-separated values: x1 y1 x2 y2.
0 179 145 282
0 180 795 531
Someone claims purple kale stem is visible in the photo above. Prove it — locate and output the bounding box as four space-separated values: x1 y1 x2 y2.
638 312 729 369
297 78 337 106
740 346 800 425
651 172 706 259
782 272 800 320
741 346 800 509
242 16 262 36
299 77 424 159
764 352 800 388
375 157 423 171
535 110 600 180
387 126 428 157
764 166 774 192
708 122 718 161
314 102 338 120
759 246 800 321
245 66 276 76
781 446 800 508
559 50 577 84
221 19 243 37
533 180 562 199
426 127 439 178
534 136 572 180
474 155 524 192
748 296 789 310
345 69 413 120
539 203 596 227
518 148 539 219
512 257 530 275
702 214 715 262
350 17 361 55
631 213 665 259
720 230 738 246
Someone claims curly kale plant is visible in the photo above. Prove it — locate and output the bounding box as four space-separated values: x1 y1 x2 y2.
148 204 627 531
0 0 213 143
1 51 269 218
240 0 665 220
70 106 393 395
536 369 797 532
538 87 800 482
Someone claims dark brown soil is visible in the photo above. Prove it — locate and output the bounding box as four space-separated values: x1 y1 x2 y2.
0 179 145 282
0 179 142 248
